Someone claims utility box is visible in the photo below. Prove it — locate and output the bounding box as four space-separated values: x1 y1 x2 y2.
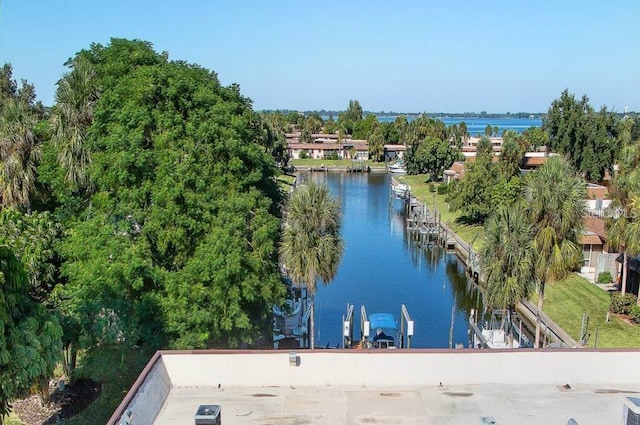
195 405 221 425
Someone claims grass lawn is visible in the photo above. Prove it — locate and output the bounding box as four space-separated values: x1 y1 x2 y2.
63 345 153 425
542 274 640 348
401 174 484 250
276 173 296 193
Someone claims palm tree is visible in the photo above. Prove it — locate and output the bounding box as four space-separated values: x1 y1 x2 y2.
480 203 537 347
524 156 586 347
607 140 640 299
0 97 41 208
50 58 98 191
280 180 344 349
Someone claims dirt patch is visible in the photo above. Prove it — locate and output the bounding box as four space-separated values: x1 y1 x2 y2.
12 379 101 425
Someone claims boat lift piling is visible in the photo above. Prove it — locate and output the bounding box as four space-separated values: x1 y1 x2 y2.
342 303 354 349
400 304 414 349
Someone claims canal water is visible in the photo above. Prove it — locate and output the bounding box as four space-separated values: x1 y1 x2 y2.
303 172 484 348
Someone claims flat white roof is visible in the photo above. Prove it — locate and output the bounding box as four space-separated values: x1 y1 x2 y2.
109 349 640 425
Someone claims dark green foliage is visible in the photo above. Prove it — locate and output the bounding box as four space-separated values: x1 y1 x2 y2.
597 271 613 284
51 39 286 350
544 90 622 182
0 209 62 302
327 152 339 160
0 246 62 418
490 176 523 208
352 114 378 140
448 140 496 224
630 305 640 324
298 150 308 159
405 136 457 179
436 184 448 195
609 293 637 314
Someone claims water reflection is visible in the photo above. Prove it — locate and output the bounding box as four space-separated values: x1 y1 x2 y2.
299 172 483 348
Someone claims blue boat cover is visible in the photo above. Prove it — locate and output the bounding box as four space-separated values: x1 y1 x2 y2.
369 313 397 331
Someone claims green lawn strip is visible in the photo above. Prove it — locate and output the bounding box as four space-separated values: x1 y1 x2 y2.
542 274 640 348
64 345 153 425
276 174 296 192
401 175 484 250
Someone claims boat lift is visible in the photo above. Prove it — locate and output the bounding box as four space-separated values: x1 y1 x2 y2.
343 303 414 349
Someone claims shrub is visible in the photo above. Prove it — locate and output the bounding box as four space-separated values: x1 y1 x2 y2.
630 305 640 324
428 183 436 193
327 152 339 161
597 271 613 284
610 292 637 314
437 184 448 195
298 150 308 159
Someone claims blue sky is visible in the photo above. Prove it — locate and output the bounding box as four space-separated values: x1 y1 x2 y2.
1 1 639 112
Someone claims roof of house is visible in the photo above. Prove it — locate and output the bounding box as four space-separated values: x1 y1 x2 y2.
580 233 604 245
287 143 344 150
521 156 547 167
584 217 607 239
450 162 466 174
586 183 609 199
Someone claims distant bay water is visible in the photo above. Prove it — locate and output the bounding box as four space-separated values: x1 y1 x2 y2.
321 116 543 135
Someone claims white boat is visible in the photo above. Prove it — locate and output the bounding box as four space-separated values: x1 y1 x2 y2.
393 182 409 198
388 162 407 174
469 309 529 349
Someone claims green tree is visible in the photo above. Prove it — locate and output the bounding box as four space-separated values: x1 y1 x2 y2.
338 100 363 135
50 57 99 192
497 132 524 179
0 97 41 209
323 116 338 134
524 156 586 347
368 126 385 162
0 209 61 302
448 138 496 224
459 121 469 144
405 136 457 180
0 246 62 417
485 124 492 137
522 126 548 151
480 203 536 347
607 137 640 301
544 90 621 182
54 39 286 351
352 113 378 140
300 128 313 144
280 181 344 349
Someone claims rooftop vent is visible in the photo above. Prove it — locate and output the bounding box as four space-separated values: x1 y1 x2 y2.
195 404 221 425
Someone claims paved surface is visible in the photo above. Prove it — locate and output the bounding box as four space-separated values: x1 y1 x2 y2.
155 383 638 424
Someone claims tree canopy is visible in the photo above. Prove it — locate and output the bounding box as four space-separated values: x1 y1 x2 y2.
45 39 286 350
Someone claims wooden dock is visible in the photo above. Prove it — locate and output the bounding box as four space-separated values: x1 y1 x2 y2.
394 178 581 349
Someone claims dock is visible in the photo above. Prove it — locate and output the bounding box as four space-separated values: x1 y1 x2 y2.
392 177 581 349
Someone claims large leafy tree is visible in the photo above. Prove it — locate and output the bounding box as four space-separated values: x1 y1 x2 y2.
405 136 457 179
449 137 496 224
0 246 62 419
480 203 536 347
544 90 621 182
280 181 344 349
338 100 363 135
524 156 586 347
53 39 285 350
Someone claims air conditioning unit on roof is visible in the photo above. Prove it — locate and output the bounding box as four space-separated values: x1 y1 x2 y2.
194 404 221 425
623 397 640 425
